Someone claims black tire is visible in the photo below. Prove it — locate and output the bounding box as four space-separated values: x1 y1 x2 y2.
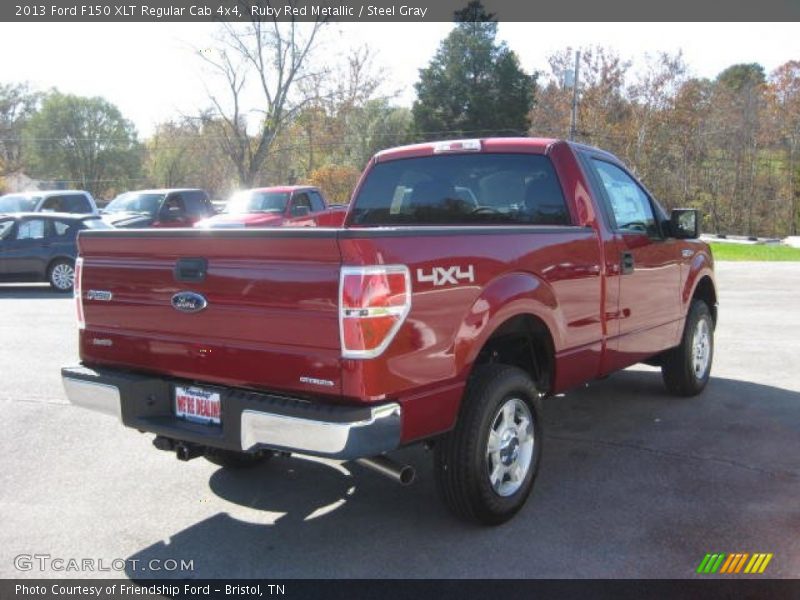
434 364 543 526
204 449 271 469
48 258 75 292
661 300 714 396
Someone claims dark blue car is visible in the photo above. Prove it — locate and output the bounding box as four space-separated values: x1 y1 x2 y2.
0 213 111 291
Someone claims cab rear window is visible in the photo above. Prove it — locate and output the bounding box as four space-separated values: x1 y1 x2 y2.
350 153 571 226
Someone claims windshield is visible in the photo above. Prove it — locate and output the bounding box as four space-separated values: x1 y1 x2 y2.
350 153 571 226
225 190 289 214
103 192 165 216
0 194 40 213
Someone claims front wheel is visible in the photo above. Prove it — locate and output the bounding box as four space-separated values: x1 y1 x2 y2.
434 365 542 525
48 259 75 292
661 300 714 396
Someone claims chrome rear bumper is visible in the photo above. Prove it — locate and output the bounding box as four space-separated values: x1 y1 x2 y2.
61 365 401 460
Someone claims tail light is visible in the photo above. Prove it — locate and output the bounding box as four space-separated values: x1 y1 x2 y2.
74 257 85 329
339 265 411 359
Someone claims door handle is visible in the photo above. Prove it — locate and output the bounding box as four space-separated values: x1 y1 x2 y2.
621 251 634 275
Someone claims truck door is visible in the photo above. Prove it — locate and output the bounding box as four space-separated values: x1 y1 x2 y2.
586 158 682 367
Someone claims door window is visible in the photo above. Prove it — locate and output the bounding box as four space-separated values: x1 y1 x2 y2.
309 191 325 212
290 193 312 216
591 159 658 236
53 220 74 237
17 219 46 240
184 191 211 218
162 194 186 219
0 220 14 240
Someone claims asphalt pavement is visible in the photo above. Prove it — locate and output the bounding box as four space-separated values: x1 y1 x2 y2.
0 262 798 579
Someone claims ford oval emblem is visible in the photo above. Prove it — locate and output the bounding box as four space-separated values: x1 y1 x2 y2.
171 291 208 314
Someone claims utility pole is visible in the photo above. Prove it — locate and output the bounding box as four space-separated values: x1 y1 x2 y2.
569 50 581 141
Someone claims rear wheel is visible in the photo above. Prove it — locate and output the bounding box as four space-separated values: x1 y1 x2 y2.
434 365 542 525
48 259 75 292
661 300 714 396
204 449 271 469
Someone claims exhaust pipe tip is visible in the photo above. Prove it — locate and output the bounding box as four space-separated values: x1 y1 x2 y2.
355 455 416 486
175 443 201 461
398 464 416 486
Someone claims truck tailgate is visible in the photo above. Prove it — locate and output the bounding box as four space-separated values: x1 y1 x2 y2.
77 229 343 398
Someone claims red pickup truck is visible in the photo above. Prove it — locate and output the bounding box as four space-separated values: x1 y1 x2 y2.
62 138 717 525
194 185 347 228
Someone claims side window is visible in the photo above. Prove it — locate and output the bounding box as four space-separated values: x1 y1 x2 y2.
17 219 47 240
309 191 325 212
0 220 14 240
183 192 210 218
163 194 186 217
591 159 658 236
290 192 312 216
53 220 73 237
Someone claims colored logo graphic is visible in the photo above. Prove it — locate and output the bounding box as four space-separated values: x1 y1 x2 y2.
697 553 773 574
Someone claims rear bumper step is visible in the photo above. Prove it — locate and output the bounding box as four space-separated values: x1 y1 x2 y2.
61 365 401 460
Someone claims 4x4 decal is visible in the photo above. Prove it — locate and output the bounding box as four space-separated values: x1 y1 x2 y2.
416 265 475 287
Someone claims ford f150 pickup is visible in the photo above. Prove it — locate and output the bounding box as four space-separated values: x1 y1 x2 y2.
62 138 717 525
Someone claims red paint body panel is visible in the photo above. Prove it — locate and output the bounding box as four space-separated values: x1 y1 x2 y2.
76 138 715 445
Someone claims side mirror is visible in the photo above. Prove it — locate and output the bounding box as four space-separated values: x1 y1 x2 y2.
669 208 699 239
291 205 310 217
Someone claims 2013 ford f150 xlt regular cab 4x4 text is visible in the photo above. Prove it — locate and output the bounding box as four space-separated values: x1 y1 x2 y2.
62 138 717 525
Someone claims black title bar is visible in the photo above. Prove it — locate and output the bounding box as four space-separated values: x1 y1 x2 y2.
3 0 799 22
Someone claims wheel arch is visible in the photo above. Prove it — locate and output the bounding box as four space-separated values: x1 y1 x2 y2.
46 255 76 275
455 271 562 394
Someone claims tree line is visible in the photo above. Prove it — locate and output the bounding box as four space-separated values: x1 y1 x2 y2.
0 5 797 236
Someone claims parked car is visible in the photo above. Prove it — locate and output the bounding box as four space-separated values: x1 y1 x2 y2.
63 138 717 524
101 189 214 228
0 213 110 291
194 186 347 228
0 190 97 215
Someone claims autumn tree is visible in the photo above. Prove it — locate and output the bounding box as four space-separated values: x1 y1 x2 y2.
307 164 361 204
767 61 800 235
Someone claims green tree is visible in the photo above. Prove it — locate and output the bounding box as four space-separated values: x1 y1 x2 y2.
412 3 535 139
0 82 39 176
24 91 141 197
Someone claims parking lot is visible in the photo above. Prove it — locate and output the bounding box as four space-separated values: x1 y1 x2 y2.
0 262 798 579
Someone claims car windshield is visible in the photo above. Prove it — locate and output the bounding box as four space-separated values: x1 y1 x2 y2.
0 194 40 212
103 193 164 215
225 191 289 214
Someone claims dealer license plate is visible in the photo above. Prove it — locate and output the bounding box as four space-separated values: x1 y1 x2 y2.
175 385 222 425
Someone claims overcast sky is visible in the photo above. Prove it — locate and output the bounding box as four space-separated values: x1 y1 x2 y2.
0 22 796 137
